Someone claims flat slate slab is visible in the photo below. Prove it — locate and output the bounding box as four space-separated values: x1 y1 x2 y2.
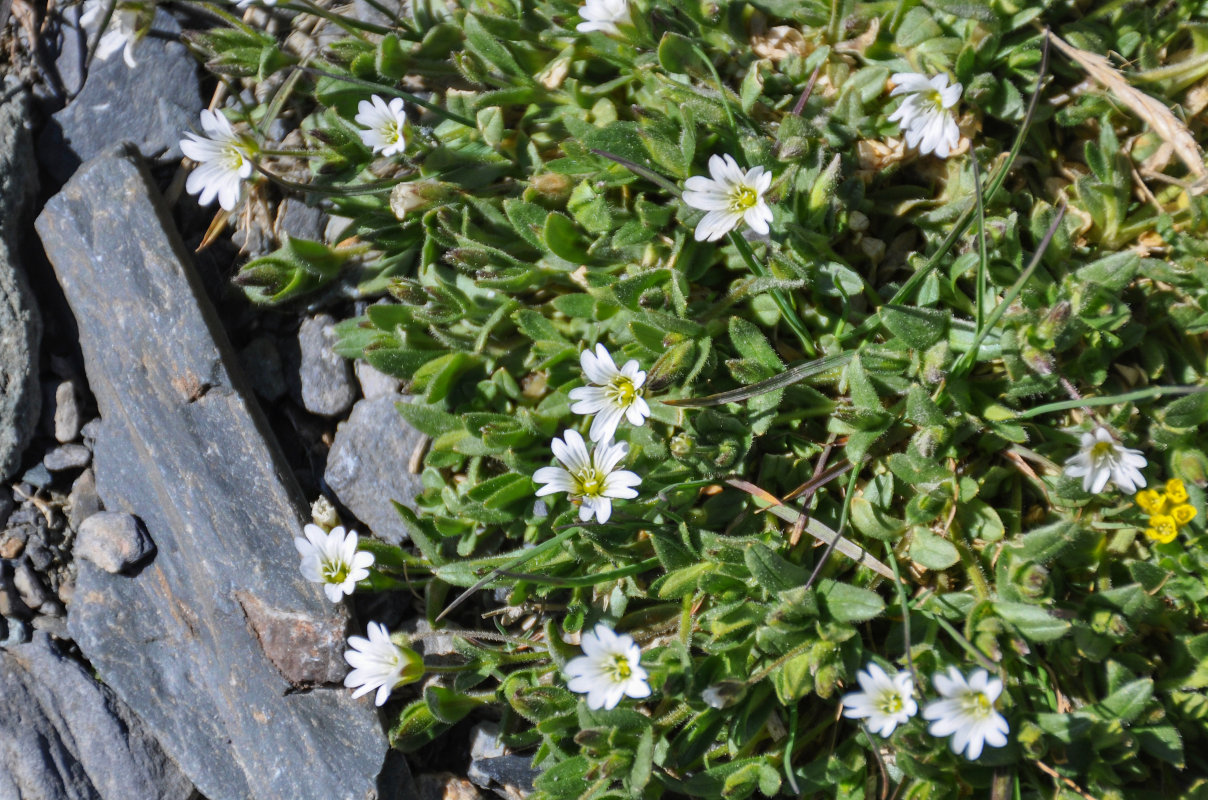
0 632 194 800
35 150 396 800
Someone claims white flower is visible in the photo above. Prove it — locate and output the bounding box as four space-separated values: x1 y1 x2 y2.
922 667 1010 760
355 95 408 157
80 0 148 69
1063 426 1147 495
293 524 375 603
179 110 254 212
533 430 640 524
344 622 422 706
565 623 651 710
568 344 651 444
841 663 918 737
576 0 630 35
887 72 963 159
682 154 774 242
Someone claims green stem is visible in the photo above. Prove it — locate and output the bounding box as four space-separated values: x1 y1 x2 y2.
727 231 816 356
294 65 478 128
496 557 659 588
1016 384 1208 419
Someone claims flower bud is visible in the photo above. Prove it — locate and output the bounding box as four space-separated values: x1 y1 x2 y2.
389 179 449 220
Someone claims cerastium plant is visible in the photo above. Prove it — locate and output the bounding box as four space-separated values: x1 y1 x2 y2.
184 0 1208 796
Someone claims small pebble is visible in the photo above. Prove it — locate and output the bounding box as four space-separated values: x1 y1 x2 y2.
21 464 53 490
43 443 92 472
355 360 402 399
25 543 53 572
80 417 102 442
298 314 357 417
53 380 83 443
68 468 103 531
76 512 155 573
13 560 52 610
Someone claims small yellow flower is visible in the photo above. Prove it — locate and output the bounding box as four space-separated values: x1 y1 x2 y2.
1146 514 1178 544
1172 504 1198 527
1135 489 1166 515
1166 479 1189 505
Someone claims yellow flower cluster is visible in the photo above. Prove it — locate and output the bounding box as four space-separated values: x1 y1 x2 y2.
1137 479 1198 544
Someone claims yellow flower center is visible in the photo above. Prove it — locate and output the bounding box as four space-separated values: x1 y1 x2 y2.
322 561 350 584
609 654 633 681
877 691 904 715
572 467 606 499
606 375 639 407
1090 440 1115 459
962 691 993 718
925 88 947 112
730 185 759 212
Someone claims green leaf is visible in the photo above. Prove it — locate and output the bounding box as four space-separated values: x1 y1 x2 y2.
394 401 463 438
375 33 407 80
462 14 531 82
1098 678 1153 724
465 473 533 509
1075 252 1139 292
729 317 783 374
1163 391 1208 429
542 212 591 263
424 685 486 724
957 500 1005 542
850 497 905 541
1017 520 1077 562
817 579 885 623
880 305 950 349
393 502 447 566
744 543 808 593
1135 724 1185 767
388 698 449 751
909 529 960 569
657 32 700 75
994 601 1071 642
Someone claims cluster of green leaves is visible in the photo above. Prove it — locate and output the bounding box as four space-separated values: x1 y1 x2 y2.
191 0 1208 796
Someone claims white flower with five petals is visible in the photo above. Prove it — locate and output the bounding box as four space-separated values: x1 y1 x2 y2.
354 95 408 157
568 344 651 444
682 154 774 242
887 72 963 158
343 622 422 706
922 667 1010 760
533 430 640 524
841 663 918 737
180 110 254 212
293 524 374 603
576 0 630 35
565 623 651 710
1063 426 1147 495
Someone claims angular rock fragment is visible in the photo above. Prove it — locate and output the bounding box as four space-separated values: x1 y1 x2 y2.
36 150 397 800
0 92 43 481
0 632 195 800
38 9 203 184
324 395 427 545
298 313 358 416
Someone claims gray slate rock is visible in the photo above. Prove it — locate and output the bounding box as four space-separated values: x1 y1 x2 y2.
0 92 43 481
39 9 203 184
0 632 195 800
44 443 92 472
356 359 403 399
75 512 154 574
36 151 398 800
324 395 426 545
298 314 357 416
54 380 84 442
467 723 536 800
